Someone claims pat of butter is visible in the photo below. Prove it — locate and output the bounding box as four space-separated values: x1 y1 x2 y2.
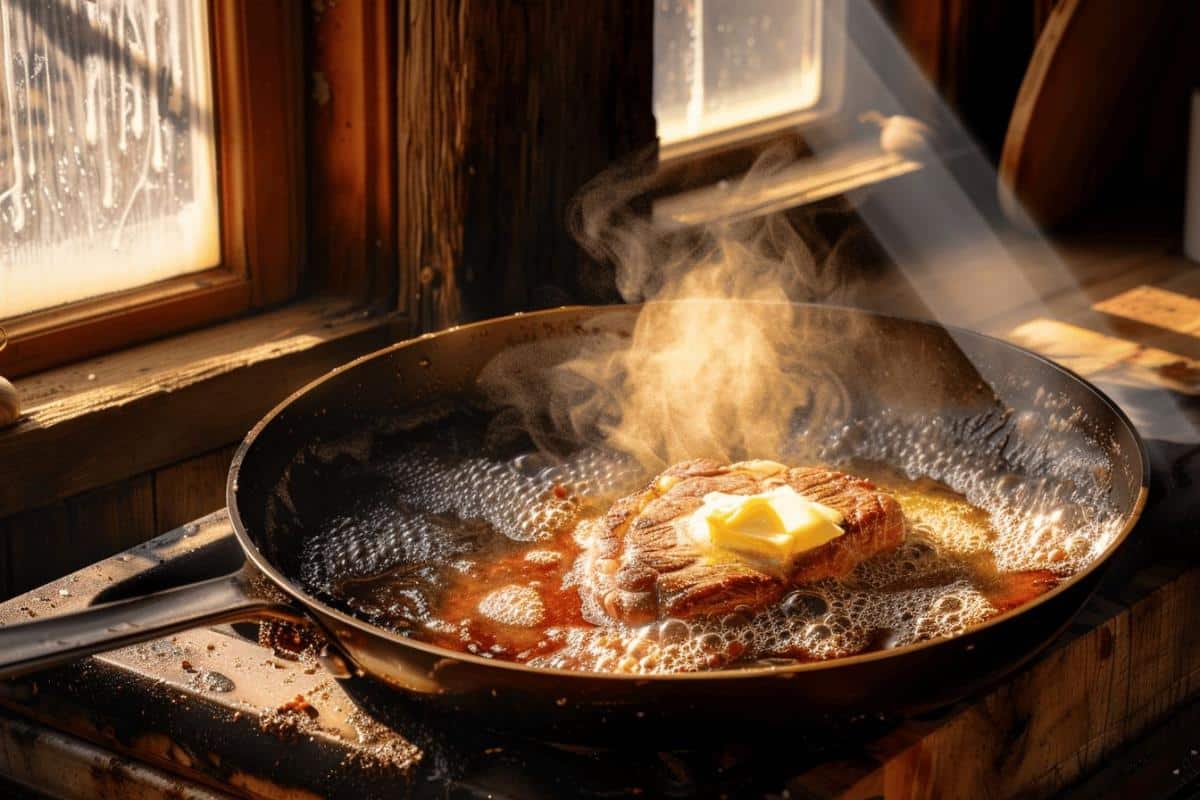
687 485 844 570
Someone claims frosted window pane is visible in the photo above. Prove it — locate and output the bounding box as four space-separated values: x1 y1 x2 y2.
655 0 826 145
0 0 219 319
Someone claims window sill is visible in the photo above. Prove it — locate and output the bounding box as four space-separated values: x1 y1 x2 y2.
652 144 926 228
0 299 404 519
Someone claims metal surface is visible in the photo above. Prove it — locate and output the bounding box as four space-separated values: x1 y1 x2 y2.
0 515 425 797
0 571 301 680
0 710 229 800
0 304 1149 739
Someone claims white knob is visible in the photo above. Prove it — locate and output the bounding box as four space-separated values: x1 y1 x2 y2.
0 375 19 428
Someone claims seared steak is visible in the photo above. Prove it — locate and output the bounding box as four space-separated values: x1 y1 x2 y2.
583 459 905 624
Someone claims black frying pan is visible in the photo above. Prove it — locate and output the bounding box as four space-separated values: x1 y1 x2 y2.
0 304 1148 737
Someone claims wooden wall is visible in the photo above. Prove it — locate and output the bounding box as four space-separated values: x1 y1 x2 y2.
881 0 1200 222
0 447 234 600
397 1 655 330
879 0 1055 160
0 0 656 602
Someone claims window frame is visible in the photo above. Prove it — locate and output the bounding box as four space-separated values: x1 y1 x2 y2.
654 0 847 166
646 0 932 226
0 0 304 378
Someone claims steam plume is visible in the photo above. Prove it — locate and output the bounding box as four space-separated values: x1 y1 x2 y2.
481 145 870 470
484 0 1198 469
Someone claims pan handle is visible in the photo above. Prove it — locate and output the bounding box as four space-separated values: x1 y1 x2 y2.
0 567 305 681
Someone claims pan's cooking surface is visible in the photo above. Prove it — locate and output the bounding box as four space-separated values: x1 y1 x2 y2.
291 409 641 629
211 304 1146 726
284 391 1126 674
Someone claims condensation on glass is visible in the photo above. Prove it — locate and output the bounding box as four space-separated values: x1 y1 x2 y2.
654 0 826 146
0 0 219 319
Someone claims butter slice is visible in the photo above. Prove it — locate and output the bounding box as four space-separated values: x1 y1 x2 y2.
687 486 844 571
729 459 788 479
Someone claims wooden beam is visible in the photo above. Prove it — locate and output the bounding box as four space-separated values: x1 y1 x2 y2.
307 0 401 313
212 0 306 307
396 0 656 330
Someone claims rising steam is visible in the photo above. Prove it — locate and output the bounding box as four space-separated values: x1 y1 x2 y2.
483 0 1195 471
480 146 874 470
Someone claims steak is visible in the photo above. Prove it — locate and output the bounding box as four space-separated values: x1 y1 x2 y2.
582 459 905 625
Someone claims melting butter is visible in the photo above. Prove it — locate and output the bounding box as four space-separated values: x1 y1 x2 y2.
729 459 788 479
687 485 844 571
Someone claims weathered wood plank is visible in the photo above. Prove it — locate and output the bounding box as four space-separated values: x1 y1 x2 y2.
788 566 1200 799
0 300 398 519
307 0 400 309
397 0 655 329
1060 699 1200 800
211 0 306 308
152 447 236 534
1 446 235 602
1000 258 1200 402
980 242 1187 335
6 478 156 598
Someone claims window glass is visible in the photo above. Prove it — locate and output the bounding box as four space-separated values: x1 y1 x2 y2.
0 0 219 318
655 0 827 145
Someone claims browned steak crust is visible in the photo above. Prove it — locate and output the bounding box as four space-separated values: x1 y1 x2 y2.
584 459 904 625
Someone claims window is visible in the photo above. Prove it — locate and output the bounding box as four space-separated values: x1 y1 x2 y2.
0 0 220 319
0 0 303 377
654 0 842 154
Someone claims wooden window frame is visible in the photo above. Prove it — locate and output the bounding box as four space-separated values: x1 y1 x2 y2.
647 1 937 227
645 1 855 208
0 0 304 378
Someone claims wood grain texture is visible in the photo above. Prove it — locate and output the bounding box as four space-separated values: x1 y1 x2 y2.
0 271 251 381
999 0 1183 228
307 0 400 311
396 0 655 330
5 477 156 598
0 447 235 602
212 0 306 307
0 300 398 518
1061 698 1200 800
783 568 1200 800
152 447 237 533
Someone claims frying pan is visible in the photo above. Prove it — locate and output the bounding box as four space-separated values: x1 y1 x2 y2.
0 304 1148 737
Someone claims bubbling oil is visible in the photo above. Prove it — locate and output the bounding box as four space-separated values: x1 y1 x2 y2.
544 464 1058 673
293 407 1124 675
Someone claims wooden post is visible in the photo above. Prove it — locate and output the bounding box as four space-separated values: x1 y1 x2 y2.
396 1 656 330
307 1 401 314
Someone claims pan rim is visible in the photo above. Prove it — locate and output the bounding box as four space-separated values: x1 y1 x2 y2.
226 302 1150 683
